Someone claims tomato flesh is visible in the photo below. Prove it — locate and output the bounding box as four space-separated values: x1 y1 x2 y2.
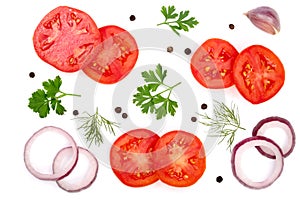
33 6 101 72
191 38 239 88
82 25 139 84
110 129 159 187
233 45 285 104
153 130 206 187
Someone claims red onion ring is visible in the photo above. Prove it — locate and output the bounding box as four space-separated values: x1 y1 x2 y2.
231 136 284 189
53 147 98 192
24 126 78 180
252 116 295 159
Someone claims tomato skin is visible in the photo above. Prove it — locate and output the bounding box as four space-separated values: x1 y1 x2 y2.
33 6 101 72
82 25 139 84
110 129 159 187
153 130 206 187
191 38 239 88
233 45 285 104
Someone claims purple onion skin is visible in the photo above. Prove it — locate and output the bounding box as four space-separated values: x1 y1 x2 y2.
252 116 296 159
24 126 79 181
54 147 98 192
231 136 284 189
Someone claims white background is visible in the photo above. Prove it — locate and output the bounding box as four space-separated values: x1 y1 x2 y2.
1 0 299 199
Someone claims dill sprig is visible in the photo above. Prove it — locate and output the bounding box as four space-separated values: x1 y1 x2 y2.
75 107 119 147
197 101 245 151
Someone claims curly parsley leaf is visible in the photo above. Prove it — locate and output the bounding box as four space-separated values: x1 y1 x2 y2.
161 5 178 20
50 99 66 115
142 63 167 84
28 89 50 118
28 76 80 118
157 5 199 35
42 76 62 97
133 64 181 120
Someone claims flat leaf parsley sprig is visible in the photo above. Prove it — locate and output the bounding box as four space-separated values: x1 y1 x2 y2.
133 64 181 120
157 5 199 35
28 76 81 118
197 101 246 151
74 107 119 147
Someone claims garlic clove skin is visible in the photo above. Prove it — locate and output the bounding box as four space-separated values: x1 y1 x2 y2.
245 6 280 35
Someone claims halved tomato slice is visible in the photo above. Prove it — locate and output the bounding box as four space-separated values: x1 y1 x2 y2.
33 6 101 72
191 38 239 88
153 130 206 187
82 25 139 84
233 45 285 104
110 129 159 187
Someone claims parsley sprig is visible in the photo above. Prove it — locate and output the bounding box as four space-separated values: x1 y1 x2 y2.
75 107 119 147
198 101 246 151
133 64 181 120
28 76 81 118
157 5 199 35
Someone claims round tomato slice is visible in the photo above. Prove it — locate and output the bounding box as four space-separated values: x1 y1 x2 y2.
191 38 239 88
233 45 285 104
33 6 101 72
153 130 206 187
110 129 159 187
82 25 139 84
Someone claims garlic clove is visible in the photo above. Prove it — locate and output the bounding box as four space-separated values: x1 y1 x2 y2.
245 6 280 35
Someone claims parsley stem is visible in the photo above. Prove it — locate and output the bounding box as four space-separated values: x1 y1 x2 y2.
157 20 180 26
157 22 168 26
154 82 181 97
56 91 81 99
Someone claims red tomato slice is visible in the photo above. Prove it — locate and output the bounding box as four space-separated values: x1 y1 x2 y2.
33 6 101 72
153 130 206 187
82 25 139 84
233 45 285 104
110 129 159 187
191 38 239 88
